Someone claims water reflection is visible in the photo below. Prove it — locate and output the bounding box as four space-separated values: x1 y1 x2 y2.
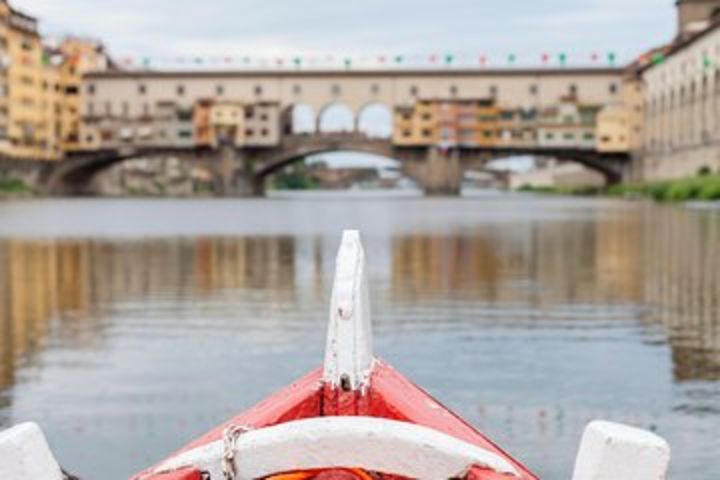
0 199 717 478
0 237 300 392
644 209 720 381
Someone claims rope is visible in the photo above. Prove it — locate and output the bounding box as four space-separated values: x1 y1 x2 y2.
222 424 253 480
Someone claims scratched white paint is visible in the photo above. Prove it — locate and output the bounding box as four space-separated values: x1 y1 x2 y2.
323 230 375 392
572 420 671 480
153 416 519 479
0 423 64 480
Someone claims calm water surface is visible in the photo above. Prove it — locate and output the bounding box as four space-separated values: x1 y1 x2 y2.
0 194 718 479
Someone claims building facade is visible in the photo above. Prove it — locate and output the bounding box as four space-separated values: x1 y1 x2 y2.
2 2 44 159
536 100 599 149
82 68 623 151
0 1 110 161
643 20 720 179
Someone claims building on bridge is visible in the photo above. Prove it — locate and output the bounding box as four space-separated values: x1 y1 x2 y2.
536 100 599 149
80 68 624 153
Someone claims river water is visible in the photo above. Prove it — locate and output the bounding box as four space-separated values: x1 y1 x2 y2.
0 193 718 479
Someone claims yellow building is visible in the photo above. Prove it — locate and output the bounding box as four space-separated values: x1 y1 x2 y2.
38 53 63 160
3 3 45 159
596 104 631 153
393 99 499 147
210 101 246 146
393 100 438 146
0 1 109 160
0 4 9 154
56 37 109 152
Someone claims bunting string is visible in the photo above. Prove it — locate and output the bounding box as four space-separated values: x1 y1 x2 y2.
104 51 625 71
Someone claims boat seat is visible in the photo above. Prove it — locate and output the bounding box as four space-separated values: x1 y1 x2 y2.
153 416 519 479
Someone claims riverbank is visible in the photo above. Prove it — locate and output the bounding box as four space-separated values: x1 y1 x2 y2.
608 174 720 202
0 179 34 199
519 174 720 203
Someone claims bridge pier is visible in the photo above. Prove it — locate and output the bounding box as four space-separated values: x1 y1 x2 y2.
214 146 266 197
402 148 463 196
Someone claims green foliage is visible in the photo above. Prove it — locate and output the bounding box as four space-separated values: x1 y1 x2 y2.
608 175 720 202
516 184 601 196
0 178 33 194
646 182 671 201
666 182 700 201
520 174 720 203
272 171 318 191
698 177 720 200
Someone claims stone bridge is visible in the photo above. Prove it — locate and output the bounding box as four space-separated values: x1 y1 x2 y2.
0 133 631 197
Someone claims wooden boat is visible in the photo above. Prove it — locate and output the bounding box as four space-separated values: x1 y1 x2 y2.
0 231 672 480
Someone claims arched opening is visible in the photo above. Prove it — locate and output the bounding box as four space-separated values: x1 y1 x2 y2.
357 103 392 139
284 104 316 135
487 155 613 193
49 154 220 197
318 103 355 134
258 149 418 195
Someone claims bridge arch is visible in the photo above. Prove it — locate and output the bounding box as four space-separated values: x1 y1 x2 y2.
44 148 223 196
318 103 356 133
253 134 396 184
356 102 393 139
284 103 317 134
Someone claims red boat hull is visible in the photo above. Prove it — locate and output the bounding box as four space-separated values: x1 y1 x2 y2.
133 360 537 480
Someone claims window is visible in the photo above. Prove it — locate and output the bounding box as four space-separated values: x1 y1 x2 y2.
422 129 432 137
293 84 302 95
489 85 498 98
138 84 147 95
65 86 79 95
177 84 185 96
87 84 96 95
216 84 225 96
245 107 255 119
450 85 458 96
87 103 94 116
178 130 193 138
563 132 575 140
245 128 254 136
371 84 380 95
569 84 578 96
402 130 411 137
254 85 263 96
260 113 269 121
122 102 129 117
105 101 112 116
410 86 418 96
331 84 341 96
609 83 618 95
529 84 538 95
261 128 269 137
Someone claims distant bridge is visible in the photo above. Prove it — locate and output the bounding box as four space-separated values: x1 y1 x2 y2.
0 133 631 197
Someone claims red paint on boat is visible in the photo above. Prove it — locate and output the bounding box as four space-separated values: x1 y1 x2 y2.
149 468 203 480
133 362 538 480
367 361 537 479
